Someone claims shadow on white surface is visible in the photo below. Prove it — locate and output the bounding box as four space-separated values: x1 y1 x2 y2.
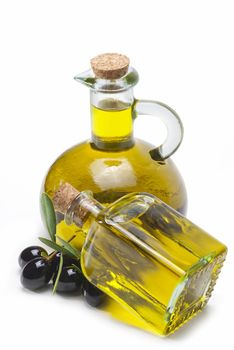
168 305 214 340
18 266 215 341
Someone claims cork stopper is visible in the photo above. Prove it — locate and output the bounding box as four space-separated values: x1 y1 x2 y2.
53 183 90 227
91 53 130 79
53 183 80 214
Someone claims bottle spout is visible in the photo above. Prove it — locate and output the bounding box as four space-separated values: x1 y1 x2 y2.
74 69 97 89
74 53 139 92
74 67 139 92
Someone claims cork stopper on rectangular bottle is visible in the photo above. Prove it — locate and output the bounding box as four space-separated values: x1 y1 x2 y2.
53 183 91 227
53 183 80 213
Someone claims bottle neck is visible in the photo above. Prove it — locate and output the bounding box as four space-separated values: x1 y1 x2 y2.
90 89 134 151
64 191 104 229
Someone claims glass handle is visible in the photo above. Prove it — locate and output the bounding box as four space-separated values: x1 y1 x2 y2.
133 99 184 160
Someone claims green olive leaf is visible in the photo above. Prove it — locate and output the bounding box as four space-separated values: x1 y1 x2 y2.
56 235 81 259
52 253 63 294
40 192 56 242
38 237 76 259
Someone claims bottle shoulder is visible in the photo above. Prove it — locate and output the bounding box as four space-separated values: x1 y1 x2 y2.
51 138 172 164
48 138 185 183
44 138 187 214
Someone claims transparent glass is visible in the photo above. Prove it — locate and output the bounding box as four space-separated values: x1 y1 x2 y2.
42 65 187 249
75 67 184 158
64 191 227 336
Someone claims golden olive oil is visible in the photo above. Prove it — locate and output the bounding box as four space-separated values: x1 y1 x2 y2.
80 193 226 335
42 55 190 334
91 101 133 140
53 188 227 336
45 100 187 247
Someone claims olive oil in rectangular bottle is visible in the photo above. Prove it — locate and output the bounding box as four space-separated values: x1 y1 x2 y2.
53 184 227 336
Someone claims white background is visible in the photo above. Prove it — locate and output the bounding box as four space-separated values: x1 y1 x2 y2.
0 1 233 349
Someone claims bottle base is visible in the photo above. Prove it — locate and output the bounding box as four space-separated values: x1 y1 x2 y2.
164 251 227 335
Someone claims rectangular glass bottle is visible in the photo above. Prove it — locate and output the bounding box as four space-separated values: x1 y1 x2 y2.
54 185 227 336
